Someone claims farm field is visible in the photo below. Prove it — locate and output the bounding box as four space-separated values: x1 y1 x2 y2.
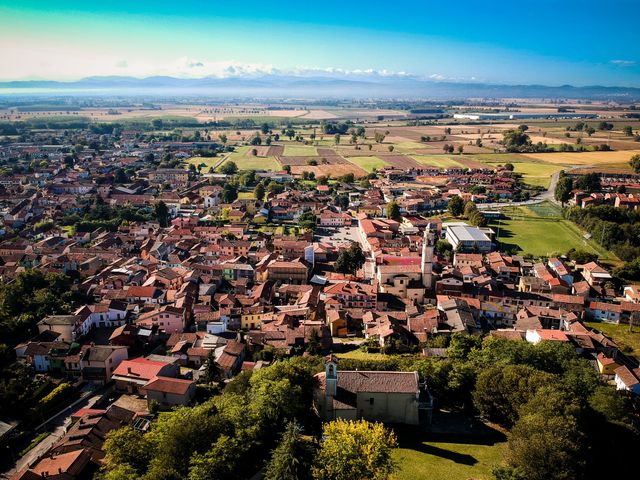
479 159 565 188
584 322 640 362
183 156 224 171
345 155 390 173
222 146 282 171
520 150 640 166
411 155 466 169
392 428 505 480
283 145 318 156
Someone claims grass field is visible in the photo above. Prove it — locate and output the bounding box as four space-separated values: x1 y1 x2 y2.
521 150 640 166
411 155 465 168
184 156 223 171
491 211 614 261
223 146 282 171
345 156 390 173
283 145 318 156
478 160 564 188
335 349 389 361
584 321 640 361
237 191 255 199
392 428 505 480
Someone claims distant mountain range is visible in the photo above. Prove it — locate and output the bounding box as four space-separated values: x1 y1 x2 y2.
2 74 640 100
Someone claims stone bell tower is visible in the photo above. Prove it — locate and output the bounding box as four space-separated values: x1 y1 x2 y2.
325 355 337 398
421 224 435 289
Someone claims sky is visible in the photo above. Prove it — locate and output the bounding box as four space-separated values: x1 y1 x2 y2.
1 0 639 86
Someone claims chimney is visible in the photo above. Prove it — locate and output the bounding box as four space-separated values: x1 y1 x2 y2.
128 367 132 373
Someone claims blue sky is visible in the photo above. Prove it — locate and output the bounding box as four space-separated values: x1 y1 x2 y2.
1 0 639 85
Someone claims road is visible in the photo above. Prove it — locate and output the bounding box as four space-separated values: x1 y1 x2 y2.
477 165 589 211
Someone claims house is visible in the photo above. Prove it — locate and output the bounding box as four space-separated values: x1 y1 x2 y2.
80 345 128 385
596 353 620 375
13 449 93 480
37 315 85 342
135 305 187 333
323 282 377 310
313 357 431 425
444 223 492 253
111 357 179 394
525 329 570 345
142 376 196 409
215 340 246 378
614 365 640 394
580 261 612 287
587 302 622 323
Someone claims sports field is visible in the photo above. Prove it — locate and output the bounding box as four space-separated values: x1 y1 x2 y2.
345 156 390 172
491 204 616 259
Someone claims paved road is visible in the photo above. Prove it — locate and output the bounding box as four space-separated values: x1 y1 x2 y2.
477 164 588 211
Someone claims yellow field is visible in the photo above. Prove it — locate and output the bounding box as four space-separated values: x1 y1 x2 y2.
520 150 640 166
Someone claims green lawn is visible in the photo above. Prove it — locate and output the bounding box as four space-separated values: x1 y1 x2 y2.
584 322 640 361
237 191 255 199
283 145 318 156
480 160 564 188
492 216 611 258
392 430 505 480
336 350 389 361
345 155 390 173
410 155 465 169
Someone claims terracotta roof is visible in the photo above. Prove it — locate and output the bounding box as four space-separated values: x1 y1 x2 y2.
144 376 194 395
315 370 418 394
112 357 169 381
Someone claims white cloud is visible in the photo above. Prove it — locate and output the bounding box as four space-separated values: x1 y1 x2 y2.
610 60 636 67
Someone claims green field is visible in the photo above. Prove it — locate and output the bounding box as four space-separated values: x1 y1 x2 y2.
237 191 255 199
283 145 318 156
584 322 640 361
411 155 466 169
345 155 390 172
336 350 389 361
493 218 607 260
392 429 505 480
480 160 564 188
184 156 223 171
222 146 282 171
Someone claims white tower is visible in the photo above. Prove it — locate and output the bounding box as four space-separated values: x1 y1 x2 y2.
325 356 337 398
421 224 435 289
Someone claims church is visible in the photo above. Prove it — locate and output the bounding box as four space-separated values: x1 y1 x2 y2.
313 356 432 425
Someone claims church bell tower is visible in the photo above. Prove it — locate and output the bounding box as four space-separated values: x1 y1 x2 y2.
421 224 435 289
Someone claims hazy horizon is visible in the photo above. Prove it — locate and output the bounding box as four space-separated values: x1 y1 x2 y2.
1 0 639 87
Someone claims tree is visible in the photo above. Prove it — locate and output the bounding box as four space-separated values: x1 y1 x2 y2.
503 163 515 171
220 161 238 175
463 201 478 219
386 201 401 221
261 123 271 135
448 195 464 217
202 350 223 383
265 422 313 480
387 145 394 152
312 419 397 480
629 153 640 173
103 427 152 475
574 172 601 193
306 329 322 356
114 168 128 184
335 243 366 276
254 183 265 201
221 183 238 203
506 412 584 480
554 175 573 205
153 201 169 227
334 134 341 145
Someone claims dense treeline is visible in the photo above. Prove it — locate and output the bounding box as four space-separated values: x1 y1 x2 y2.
564 205 640 263
99 357 324 480
338 334 638 480
0 269 81 420
99 335 638 480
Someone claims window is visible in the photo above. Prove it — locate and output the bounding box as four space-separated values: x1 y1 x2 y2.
369 397 374 405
